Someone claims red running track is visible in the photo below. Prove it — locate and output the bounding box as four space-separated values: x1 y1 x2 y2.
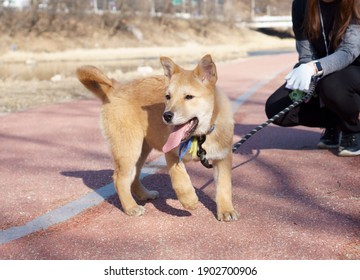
0 52 359 260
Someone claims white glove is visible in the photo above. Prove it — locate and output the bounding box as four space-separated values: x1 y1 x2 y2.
285 63 316 91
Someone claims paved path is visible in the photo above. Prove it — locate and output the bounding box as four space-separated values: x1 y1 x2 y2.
0 53 359 260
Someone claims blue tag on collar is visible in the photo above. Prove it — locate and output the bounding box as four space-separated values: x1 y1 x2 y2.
178 138 192 162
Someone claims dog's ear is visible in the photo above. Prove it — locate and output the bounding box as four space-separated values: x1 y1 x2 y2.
76 66 113 102
195 54 217 86
160 56 180 79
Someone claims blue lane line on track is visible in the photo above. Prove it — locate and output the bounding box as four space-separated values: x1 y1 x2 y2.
0 66 289 246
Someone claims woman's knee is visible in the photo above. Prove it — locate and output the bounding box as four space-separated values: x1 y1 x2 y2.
265 96 277 118
265 84 291 118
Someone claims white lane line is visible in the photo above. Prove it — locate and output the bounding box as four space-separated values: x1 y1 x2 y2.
231 66 288 112
0 66 288 246
0 156 167 245
0 183 116 245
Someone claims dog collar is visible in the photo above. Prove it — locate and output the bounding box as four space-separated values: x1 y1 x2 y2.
178 124 215 168
207 124 215 135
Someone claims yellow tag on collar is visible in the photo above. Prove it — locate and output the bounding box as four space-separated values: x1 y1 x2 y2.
189 138 198 158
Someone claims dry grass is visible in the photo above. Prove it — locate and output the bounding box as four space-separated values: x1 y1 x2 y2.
0 16 295 113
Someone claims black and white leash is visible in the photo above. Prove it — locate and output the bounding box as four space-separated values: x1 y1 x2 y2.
232 81 317 153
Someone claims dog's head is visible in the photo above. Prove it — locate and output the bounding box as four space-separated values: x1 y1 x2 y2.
160 55 217 153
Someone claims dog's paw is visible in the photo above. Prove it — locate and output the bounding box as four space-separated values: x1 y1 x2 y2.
137 190 159 201
147 190 160 200
175 189 198 210
125 205 146 217
181 197 199 210
217 209 239 222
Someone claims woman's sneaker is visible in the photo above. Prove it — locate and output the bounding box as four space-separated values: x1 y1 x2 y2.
338 132 360 156
317 127 341 149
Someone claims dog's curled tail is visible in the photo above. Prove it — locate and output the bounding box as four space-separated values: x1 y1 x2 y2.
76 65 114 102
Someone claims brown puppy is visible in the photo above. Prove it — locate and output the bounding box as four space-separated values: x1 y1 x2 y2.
76 55 238 221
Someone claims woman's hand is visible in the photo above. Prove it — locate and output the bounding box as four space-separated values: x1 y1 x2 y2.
285 62 316 91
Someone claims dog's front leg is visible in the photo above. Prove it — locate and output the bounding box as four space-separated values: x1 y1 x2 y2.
213 152 239 222
165 153 198 210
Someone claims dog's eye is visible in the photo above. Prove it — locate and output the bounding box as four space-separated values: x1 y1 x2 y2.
165 94 171 100
185 95 194 100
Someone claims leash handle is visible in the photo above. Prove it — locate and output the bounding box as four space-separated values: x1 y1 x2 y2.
232 80 317 153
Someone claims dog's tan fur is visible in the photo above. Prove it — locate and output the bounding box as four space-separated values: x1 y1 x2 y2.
76 55 238 221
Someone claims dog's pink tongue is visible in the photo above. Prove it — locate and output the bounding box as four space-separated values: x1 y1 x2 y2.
162 124 188 153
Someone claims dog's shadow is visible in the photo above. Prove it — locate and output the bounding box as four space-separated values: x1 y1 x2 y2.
60 169 218 218
142 173 217 218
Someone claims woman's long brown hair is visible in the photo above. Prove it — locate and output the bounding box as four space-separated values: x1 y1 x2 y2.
304 0 360 49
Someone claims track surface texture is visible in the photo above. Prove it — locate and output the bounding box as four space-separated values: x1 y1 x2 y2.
1 53 359 260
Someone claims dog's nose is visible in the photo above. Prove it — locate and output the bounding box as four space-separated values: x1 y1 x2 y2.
163 111 174 123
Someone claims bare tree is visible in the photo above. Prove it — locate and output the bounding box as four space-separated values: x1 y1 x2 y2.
0 0 292 37
25 0 40 33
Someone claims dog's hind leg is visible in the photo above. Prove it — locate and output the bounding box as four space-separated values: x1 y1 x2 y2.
165 153 198 210
213 153 239 222
112 135 147 217
131 141 159 201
